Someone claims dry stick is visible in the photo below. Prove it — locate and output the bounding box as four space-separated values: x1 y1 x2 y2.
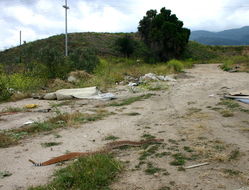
184 162 209 169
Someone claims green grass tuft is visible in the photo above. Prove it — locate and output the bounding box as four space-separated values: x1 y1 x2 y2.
229 150 240 160
28 154 122 190
145 162 162 175
109 94 154 107
41 142 62 148
124 112 141 116
218 99 240 109
104 135 120 141
170 153 186 166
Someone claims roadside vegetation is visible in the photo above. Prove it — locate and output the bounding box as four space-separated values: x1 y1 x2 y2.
220 55 249 72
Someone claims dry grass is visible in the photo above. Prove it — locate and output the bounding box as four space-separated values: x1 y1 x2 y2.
10 93 31 101
211 153 229 162
0 109 111 148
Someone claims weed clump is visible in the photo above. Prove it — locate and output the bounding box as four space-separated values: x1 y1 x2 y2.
109 94 154 107
166 59 184 73
104 135 119 141
28 154 122 190
170 153 186 166
41 142 62 148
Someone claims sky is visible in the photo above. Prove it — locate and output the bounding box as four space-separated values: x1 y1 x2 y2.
0 0 249 50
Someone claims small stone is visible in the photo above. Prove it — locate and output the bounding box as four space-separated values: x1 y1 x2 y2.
154 172 159 177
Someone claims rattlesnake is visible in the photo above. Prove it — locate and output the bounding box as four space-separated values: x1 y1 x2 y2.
29 139 163 166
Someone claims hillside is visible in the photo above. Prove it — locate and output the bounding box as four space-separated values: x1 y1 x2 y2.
190 26 249 45
1 32 249 69
0 32 135 66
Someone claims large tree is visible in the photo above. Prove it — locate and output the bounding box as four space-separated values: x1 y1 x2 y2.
138 7 190 61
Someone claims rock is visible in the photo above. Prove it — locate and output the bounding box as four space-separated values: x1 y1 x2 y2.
68 75 78 82
154 172 159 177
56 93 74 100
43 93 56 100
68 70 92 83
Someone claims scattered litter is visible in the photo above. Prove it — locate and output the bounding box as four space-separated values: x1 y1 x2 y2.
128 82 139 87
184 162 209 169
234 187 249 190
24 104 38 109
220 86 230 90
90 93 116 100
40 87 115 101
36 108 51 113
228 65 240 73
224 90 249 104
23 121 34 125
0 171 12 179
236 99 249 104
139 73 176 82
229 90 249 96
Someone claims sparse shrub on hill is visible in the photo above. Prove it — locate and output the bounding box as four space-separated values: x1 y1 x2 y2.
38 46 70 79
69 48 99 73
115 35 136 58
182 41 219 62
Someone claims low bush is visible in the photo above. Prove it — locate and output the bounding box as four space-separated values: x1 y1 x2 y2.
220 55 249 72
0 73 46 101
166 59 184 73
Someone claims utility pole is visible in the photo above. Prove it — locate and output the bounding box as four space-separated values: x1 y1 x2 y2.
19 30 22 63
19 30 22 46
63 0 69 56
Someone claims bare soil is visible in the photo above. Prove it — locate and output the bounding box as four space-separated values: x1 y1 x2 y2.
0 64 249 190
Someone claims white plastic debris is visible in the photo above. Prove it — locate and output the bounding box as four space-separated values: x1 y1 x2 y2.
23 121 34 125
139 73 176 82
128 82 138 87
42 87 115 101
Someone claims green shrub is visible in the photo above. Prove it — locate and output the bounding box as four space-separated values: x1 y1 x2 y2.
220 60 233 71
69 48 100 73
115 35 136 57
8 74 45 92
0 73 45 101
166 59 184 72
0 75 12 101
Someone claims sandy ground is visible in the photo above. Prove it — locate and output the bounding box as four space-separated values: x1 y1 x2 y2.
0 64 249 190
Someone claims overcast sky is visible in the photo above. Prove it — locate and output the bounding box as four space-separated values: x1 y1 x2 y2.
0 0 249 50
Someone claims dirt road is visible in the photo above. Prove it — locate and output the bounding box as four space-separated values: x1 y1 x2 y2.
0 64 249 190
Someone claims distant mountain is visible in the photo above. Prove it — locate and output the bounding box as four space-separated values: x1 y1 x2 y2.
190 26 249 45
